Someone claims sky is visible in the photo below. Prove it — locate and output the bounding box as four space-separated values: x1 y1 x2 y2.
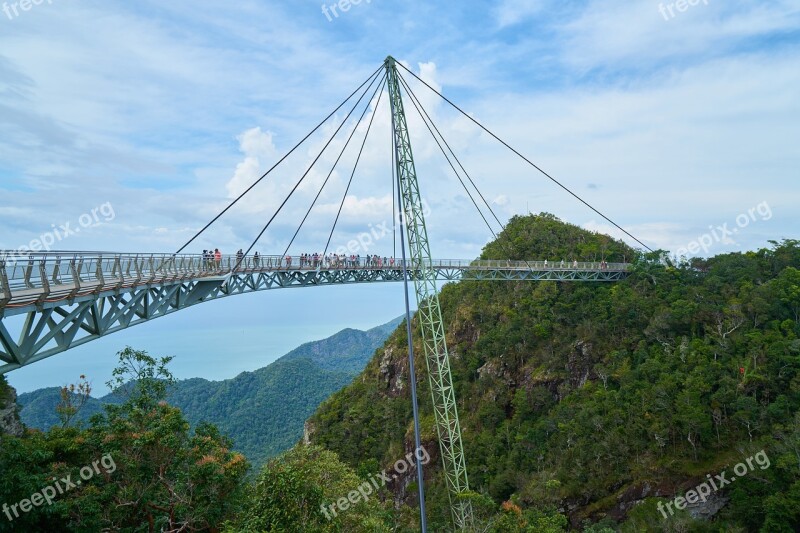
1 0 799 393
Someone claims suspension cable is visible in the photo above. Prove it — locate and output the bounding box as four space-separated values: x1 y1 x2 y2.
238 71 385 264
175 64 384 254
323 78 387 258
396 73 498 241
397 73 537 268
398 72 506 234
281 74 388 258
395 62 653 252
397 73 538 266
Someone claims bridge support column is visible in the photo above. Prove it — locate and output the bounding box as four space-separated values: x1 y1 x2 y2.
386 56 472 530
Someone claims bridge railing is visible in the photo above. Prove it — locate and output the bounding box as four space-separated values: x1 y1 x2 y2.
0 253 231 304
218 256 631 272
0 252 631 306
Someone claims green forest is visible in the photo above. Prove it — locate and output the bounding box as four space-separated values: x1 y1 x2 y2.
309 214 800 531
1 214 798 531
15 319 399 467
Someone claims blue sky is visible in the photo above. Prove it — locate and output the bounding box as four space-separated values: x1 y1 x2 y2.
1 0 799 393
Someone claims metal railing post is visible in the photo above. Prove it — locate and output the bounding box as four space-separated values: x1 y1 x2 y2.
37 260 51 302
0 259 10 306
68 257 81 299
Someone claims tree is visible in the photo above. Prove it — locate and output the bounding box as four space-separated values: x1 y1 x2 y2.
69 347 249 531
774 268 800 323
232 444 388 532
106 346 175 410
56 375 92 428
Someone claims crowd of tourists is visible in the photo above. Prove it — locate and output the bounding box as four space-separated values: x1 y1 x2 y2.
198 250 612 271
198 250 396 270
292 253 395 268
201 248 221 269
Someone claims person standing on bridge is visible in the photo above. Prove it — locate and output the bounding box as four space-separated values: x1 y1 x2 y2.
254 252 260 268
214 248 222 269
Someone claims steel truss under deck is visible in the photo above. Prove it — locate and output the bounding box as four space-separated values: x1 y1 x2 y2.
0 252 628 374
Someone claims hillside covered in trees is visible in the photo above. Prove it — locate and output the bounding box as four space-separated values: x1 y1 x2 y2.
307 214 800 531
1 214 797 531
16 318 400 467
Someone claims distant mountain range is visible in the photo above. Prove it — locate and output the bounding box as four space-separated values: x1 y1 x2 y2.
18 316 403 467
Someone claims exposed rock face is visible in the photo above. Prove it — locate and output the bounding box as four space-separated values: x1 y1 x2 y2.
303 419 315 445
0 380 24 437
581 479 729 527
685 492 729 520
386 433 440 509
567 340 593 389
378 346 407 398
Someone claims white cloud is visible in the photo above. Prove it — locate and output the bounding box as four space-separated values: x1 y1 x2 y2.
317 194 393 220
0 0 796 260
493 195 509 206
560 0 800 69
226 127 278 198
494 0 548 28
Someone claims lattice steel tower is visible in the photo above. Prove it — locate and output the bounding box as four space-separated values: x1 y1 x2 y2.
385 56 472 529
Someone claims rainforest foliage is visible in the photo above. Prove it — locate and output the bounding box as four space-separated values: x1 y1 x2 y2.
16 318 400 467
0 348 249 532
309 214 800 531
1 214 798 531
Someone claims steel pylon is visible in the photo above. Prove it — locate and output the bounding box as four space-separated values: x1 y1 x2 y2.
385 56 473 530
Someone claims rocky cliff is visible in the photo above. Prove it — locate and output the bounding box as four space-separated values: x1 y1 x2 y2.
0 377 24 437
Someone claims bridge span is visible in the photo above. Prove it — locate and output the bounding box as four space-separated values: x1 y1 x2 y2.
0 252 630 373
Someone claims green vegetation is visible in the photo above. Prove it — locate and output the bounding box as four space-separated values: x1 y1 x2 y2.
309 214 800 531
228 445 388 532
2 215 798 531
280 316 402 372
18 319 400 466
0 348 249 532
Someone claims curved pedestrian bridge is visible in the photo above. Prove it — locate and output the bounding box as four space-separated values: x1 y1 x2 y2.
0 252 631 373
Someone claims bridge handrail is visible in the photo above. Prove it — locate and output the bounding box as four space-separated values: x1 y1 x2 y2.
0 252 631 299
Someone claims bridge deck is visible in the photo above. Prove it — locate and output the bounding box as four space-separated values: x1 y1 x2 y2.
0 252 630 373
0 253 629 314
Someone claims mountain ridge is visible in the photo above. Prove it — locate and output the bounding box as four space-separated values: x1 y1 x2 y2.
307 214 800 530
18 316 404 466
